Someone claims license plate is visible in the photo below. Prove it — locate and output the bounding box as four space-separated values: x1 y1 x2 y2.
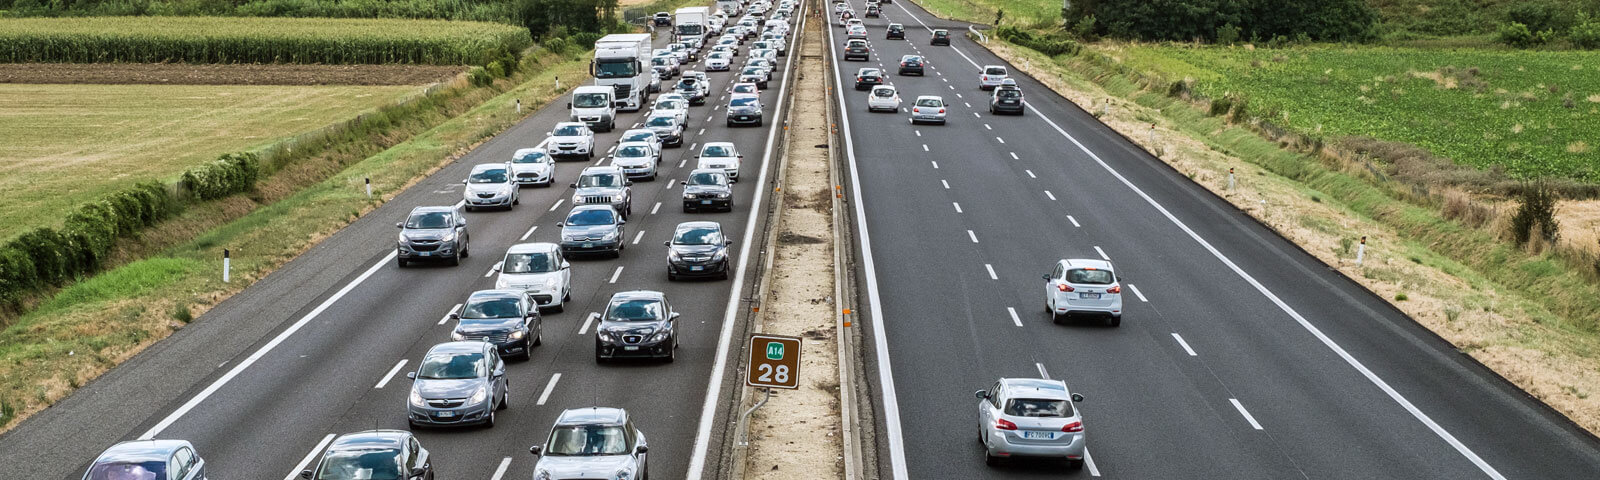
582 243 594 248
623 346 640 351
691 266 704 271
1022 431 1056 440
436 411 454 417
1080 293 1101 300
419 252 431 257
701 200 713 204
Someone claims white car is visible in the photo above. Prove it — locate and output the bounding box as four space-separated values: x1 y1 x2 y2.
667 43 691 63
619 128 664 159
611 141 660 181
528 408 649 480
463 162 518 211
847 18 864 29
696 142 743 180
728 82 760 95
739 65 770 89
545 122 595 158
1043 259 1123 326
910 95 947 125
494 243 572 312
749 48 777 62
866 85 902 112
976 378 1087 468
846 25 868 39
510 148 555 186
705 51 734 71
652 95 691 125
980 65 1010 90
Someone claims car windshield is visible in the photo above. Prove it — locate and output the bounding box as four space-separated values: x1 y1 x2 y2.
670 44 685 52
314 449 403 480
574 93 610 108
546 425 629 456
469 168 508 183
652 57 672 66
606 299 663 321
565 209 616 226
710 52 729 59
731 97 758 107
859 69 880 76
416 353 484 380
915 98 942 107
617 145 652 158
578 173 621 188
462 298 520 319
702 145 734 157
743 67 763 75
934 31 948 37
503 252 556 274
986 67 1008 75
594 58 637 78
674 227 722 245
872 88 895 98
676 79 698 89
903 56 921 63
405 212 451 229
85 461 166 480
688 172 727 186
657 100 684 110
648 116 676 127
733 85 757 93
553 125 584 136
1004 398 1072 417
623 132 654 142
890 25 903 31
1067 268 1114 285
513 151 549 164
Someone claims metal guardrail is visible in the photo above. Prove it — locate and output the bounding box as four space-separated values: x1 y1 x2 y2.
969 25 987 43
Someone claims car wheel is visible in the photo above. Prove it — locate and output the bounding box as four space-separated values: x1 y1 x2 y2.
460 239 469 258
1067 458 1085 470
448 253 461 266
1109 315 1122 327
397 257 407 268
464 205 474 212
498 386 509 410
728 120 735 127
595 351 607 364
564 290 572 302
985 451 1001 467
484 407 495 428
665 338 677 363
1050 312 1062 325
668 272 678 281
512 196 519 206
533 331 543 346
551 301 564 313
409 419 420 430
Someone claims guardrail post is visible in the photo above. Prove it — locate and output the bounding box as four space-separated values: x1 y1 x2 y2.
1356 236 1367 265
222 249 231 283
364 177 371 197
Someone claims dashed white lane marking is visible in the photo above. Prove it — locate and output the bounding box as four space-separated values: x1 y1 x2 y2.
995 137 1005 144
955 93 962 98
972 112 981 118
1085 448 1102 476
931 160 940 169
651 202 662 215
633 230 646 245
941 77 948 82
921 144 928 152
699 128 707 135
689 142 698 151
914 130 921 137
538 373 563 405
490 457 514 480
667 179 677 188
947 85 954 90
520 224 538 241
1129 284 1148 302
609 266 625 284
967 230 979 243
678 158 687 168
633 123 642 128
952 202 963 213
373 359 408 389
706 115 714 122
984 123 992 130
1036 362 1050 379
965 102 972 108
285 435 337 480
608 145 617 154
1231 398 1264 430
1045 190 1057 201
1172 332 1196 356
1094 246 1110 260
1068 215 1081 227
985 264 998 280
1010 152 1020 160
713 105 721 111
1007 307 1022 327
578 313 596 335
548 199 565 212
940 179 949 189
1024 169 1034 178
454 200 465 209
437 303 462 325
483 264 497 278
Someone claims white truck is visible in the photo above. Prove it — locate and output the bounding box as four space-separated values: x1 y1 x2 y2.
590 33 653 114
568 85 616 132
675 6 711 46
716 0 742 16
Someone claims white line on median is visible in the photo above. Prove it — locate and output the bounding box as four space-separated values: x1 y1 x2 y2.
1172 333 1197 356
1045 190 1057 201
967 230 979 243
1230 398 1264 430
1025 169 1035 178
1129 284 1148 302
952 202 962 213
141 251 397 440
490 457 513 480
537 373 562 405
1036 362 1050 380
651 202 662 215
985 264 997 280
633 231 645 245
548 199 565 212
1094 246 1109 260
374 359 408 389
609 266 624 284
438 303 462 325
521 225 538 241
972 112 980 117
284 434 336 480
1068 215 1080 227
1007 307 1022 327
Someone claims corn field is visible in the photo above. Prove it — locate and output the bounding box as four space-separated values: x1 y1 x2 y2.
0 16 532 65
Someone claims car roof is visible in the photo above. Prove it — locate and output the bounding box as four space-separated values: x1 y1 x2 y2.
616 141 654 149
471 163 507 172
999 378 1072 400
95 440 191 463
871 85 896 92
582 165 626 174
513 148 546 157
730 93 760 100
557 407 628 426
468 289 524 302
569 204 619 214
703 141 737 148
915 95 943 101
622 128 657 137
506 242 558 254
1060 258 1115 271
676 221 722 232
427 341 491 356
409 205 454 214
688 168 730 177
329 430 410 450
553 121 586 128
609 290 666 303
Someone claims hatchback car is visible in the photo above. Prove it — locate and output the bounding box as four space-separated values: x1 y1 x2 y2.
450 289 541 358
558 205 627 258
990 82 1024 115
844 39 870 61
705 51 734 71
666 221 733 280
910 95 948 125
846 24 869 39
570 166 633 218
529 407 649 480
979 65 1010 90
673 77 708 105
682 169 734 213
592 290 680 362
462 162 518 211
931 29 951 45
619 128 663 155
301 430 432 480
84 440 206 480
865 4 881 17
644 113 686 147
610 142 660 180
495 242 571 312
726 94 764 127
867 85 902 112
396 206 468 267
1044 259 1123 325
511 148 555 187
406 341 509 428
546 122 596 159
975 378 1087 468
650 95 690 125
729 82 760 95
886 23 906 39
696 142 744 179
898 54 925 75
854 67 885 90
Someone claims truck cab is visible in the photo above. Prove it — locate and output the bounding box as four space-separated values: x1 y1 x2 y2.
569 86 616 132
592 33 653 112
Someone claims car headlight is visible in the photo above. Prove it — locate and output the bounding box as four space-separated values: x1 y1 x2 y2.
573 195 588 204
450 331 465 341
535 471 551 480
597 330 615 342
494 278 509 289
601 230 620 241
439 232 456 244
648 329 671 343
509 330 526 340
712 249 728 261
615 467 635 480
545 278 563 291
668 249 682 261
468 385 488 405
398 233 408 245
716 192 731 198
409 389 426 407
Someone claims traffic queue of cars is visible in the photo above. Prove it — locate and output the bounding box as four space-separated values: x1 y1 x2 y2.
80 1 796 479
832 0 1104 472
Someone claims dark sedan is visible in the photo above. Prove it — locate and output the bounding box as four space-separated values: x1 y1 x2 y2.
84 440 206 480
855 67 886 90
593 290 681 362
682 169 733 212
898 55 925 76
666 221 732 280
931 29 951 45
450 289 541 360
301 430 432 480
887 23 906 39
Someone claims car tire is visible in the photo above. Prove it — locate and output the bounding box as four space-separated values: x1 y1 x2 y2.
397 257 407 268
409 420 421 430
464 205 474 212
668 272 678 281
512 196 519 206
985 451 1001 467
595 351 607 364
551 301 564 313
665 338 677 363
484 407 495 428
448 253 461 266
533 331 543 346
461 239 469 258
1067 459 1085 470
498 386 509 410
1109 316 1122 327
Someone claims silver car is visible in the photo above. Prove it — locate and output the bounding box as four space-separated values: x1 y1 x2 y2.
495 243 571 312
644 113 686 148
396 206 468 267
546 122 596 159
558 205 626 258
406 341 509 428
529 407 649 480
1043 259 1124 326
611 141 660 181
570 166 633 217
463 162 519 211
975 378 1087 469
910 95 948 125
620 128 664 155
451 289 542 359
511 148 555 187
725 93 763 127
83 440 206 480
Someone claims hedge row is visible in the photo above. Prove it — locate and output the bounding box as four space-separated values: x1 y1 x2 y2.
995 26 1081 57
0 182 175 306
183 152 261 201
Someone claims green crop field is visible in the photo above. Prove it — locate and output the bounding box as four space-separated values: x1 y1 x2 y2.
1106 45 1600 181
912 0 1060 26
0 83 422 241
0 16 532 65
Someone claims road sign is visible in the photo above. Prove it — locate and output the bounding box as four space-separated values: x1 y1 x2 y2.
745 333 802 389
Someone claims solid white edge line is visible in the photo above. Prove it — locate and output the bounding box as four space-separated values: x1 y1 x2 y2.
1007 307 1022 327
633 230 646 245
685 3 807 477
490 457 514 480
1036 362 1050 380
548 198 565 212
141 251 397 440
984 264 998 280
1084 448 1102 476
828 8 910 479
1094 246 1109 260
609 266 624 284
1230 398 1264 430
1128 283 1148 302
284 434 336 480
1172 332 1198 356
437 303 462 325
537 373 562 406
373 359 408 389
520 224 539 241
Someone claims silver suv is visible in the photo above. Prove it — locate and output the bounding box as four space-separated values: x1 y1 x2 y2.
396 206 468 267
570 166 633 218
529 407 649 480
975 378 1087 469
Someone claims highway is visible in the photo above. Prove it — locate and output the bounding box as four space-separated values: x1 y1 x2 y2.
0 4 806 479
826 0 1600 479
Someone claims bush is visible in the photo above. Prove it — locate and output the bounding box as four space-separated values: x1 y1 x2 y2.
996 26 1080 56
1571 13 1600 49
569 31 603 50
486 60 508 78
182 152 260 201
1507 2 1575 34
1073 15 1098 41
1498 21 1556 47
1216 23 1241 46
0 181 175 308
1511 182 1560 246
468 66 494 86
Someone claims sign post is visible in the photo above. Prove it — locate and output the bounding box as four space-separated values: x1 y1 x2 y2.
737 333 802 446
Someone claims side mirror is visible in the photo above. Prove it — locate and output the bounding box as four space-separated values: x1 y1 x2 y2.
737 154 744 158
670 312 681 320
448 312 460 320
974 390 987 399
301 470 313 479
529 445 543 455
545 132 553 136
618 219 627 225
406 372 417 380
1071 393 1085 402
462 179 469 184
396 222 404 228
493 366 506 377
492 263 502 272
724 239 733 245
566 102 572 109
663 240 671 246
410 467 427 478
636 445 649 454
1042 274 1051 280
457 218 467 227
569 183 578 189
561 261 571 269
625 180 634 186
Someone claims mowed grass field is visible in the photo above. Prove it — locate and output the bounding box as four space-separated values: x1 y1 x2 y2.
1104 45 1600 181
912 0 1060 26
0 83 422 240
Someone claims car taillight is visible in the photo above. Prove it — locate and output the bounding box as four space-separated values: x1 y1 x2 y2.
1062 421 1083 433
1107 285 1122 294
995 418 1018 430
938 108 945 114
856 77 862 82
1057 283 1074 292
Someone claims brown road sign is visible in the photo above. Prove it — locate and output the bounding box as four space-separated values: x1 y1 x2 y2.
745 334 802 389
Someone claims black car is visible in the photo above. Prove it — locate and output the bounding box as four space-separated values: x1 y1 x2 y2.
866 5 881 17
855 67 885 90
593 291 680 362
653 12 671 26
844 40 870 61
898 55 925 75
682 169 733 212
302 431 432 480
931 29 951 45
990 85 1025 115
451 289 541 360
666 221 733 280
886 23 906 39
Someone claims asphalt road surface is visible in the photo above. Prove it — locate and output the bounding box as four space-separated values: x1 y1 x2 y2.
826 0 1600 479
0 7 807 479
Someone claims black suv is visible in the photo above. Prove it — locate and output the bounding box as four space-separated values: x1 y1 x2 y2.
898 55 925 75
594 291 680 362
855 67 885 90
886 23 906 39
931 29 951 45
844 39 870 61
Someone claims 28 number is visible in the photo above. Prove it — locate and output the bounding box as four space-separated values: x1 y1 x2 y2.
756 364 790 384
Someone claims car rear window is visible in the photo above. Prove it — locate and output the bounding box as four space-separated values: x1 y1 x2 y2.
873 88 895 97
997 89 1022 99
915 98 942 107
1004 398 1072 417
1066 268 1114 285
986 67 1007 75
